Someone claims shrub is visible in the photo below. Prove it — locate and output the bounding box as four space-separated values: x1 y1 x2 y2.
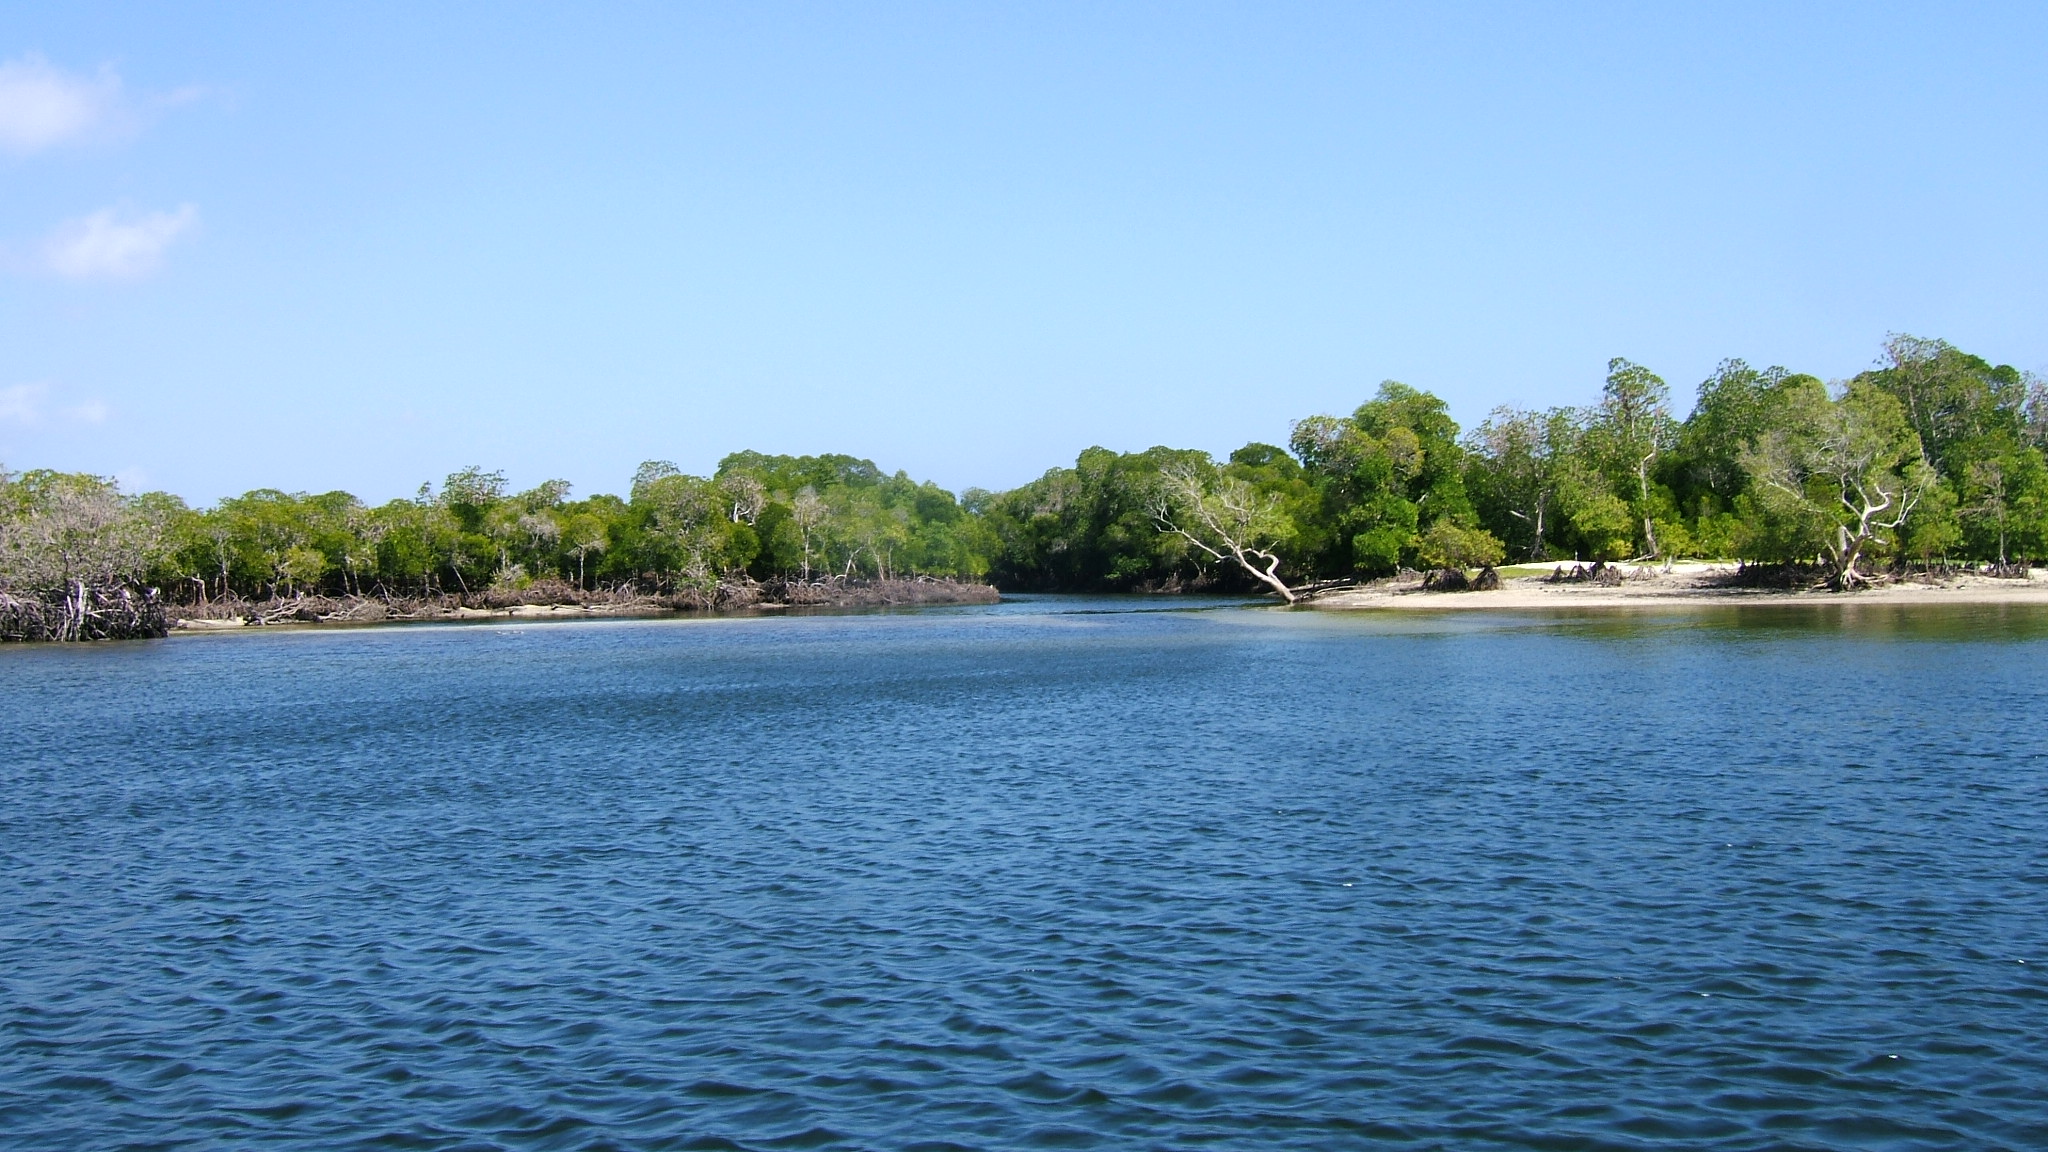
1416 521 1505 571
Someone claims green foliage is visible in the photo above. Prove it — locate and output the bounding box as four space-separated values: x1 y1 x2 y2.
1415 521 1505 571
32 449 987 603
713 452 990 582
1902 479 1962 568
14 334 2044 608
1690 501 1742 560
1564 490 1635 561
1 468 175 594
1732 380 1937 582
1959 446 2048 565
1582 358 1677 559
1463 406 1579 561
1287 381 1472 577
1456 340 2048 578
981 445 1212 590
1860 335 2029 475
1676 362 1826 507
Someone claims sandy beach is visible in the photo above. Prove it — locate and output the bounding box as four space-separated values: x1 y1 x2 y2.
1307 563 2048 611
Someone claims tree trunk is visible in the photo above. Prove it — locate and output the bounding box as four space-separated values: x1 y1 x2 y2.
1232 546 1296 602
1636 453 1659 560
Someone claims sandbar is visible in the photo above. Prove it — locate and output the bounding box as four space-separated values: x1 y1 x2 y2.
1307 563 2048 611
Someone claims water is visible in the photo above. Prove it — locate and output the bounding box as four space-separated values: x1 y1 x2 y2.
4 597 2047 1150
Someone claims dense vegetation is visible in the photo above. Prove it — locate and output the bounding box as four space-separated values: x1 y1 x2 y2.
0 452 997 638
4 335 2044 637
984 335 2047 595
2 452 994 603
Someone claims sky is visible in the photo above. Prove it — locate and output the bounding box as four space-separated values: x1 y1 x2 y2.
3 2 2046 505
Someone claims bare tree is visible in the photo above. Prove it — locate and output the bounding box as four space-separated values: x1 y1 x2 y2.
850 501 909 581
566 514 607 589
0 476 166 640
518 511 561 552
200 514 236 601
441 466 509 509
630 460 682 501
2023 371 2048 451
719 474 767 525
339 502 378 596
791 486 826 581
1964 457 2016 570
1591 359 1675 562
1150 463 1297 602
1468 406 1579 561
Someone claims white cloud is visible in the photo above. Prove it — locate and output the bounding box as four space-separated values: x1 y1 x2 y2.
0 381 47 423
0 382 112 426
0 54 124 154
45 204 198 279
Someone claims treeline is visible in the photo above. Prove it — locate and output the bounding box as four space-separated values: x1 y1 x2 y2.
984 335 2047 595
3 335 2043 637
0 452 995 633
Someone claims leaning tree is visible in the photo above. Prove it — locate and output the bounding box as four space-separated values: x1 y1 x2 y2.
1150 462 1299 602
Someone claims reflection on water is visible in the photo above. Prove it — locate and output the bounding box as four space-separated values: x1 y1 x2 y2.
1515 601 2048 643
4 598 2047 1150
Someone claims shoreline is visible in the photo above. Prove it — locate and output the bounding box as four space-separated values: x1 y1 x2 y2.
172 600 678 632
169 599 985 634
167 580 1001 635
1304 564 2048 612
161 569 2048 635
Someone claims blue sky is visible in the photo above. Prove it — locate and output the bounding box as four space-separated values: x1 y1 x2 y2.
3 3 2045 504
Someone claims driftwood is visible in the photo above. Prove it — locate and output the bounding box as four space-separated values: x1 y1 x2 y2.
1287 577 1365 599
148 576 1000 636
767 576 1000 607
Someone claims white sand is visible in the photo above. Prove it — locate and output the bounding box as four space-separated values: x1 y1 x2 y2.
1309 568 2048 611
172 616 248 630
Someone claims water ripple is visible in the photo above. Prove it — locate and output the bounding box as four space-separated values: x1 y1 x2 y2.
4 601 2048 1149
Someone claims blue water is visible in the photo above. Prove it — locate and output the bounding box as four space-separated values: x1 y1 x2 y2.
4 597 2047 1150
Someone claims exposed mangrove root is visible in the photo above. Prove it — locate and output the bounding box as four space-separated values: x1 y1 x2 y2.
1419 566 1503 593
133 575 1000 637
0 586 168 641
1544 561 1656 586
